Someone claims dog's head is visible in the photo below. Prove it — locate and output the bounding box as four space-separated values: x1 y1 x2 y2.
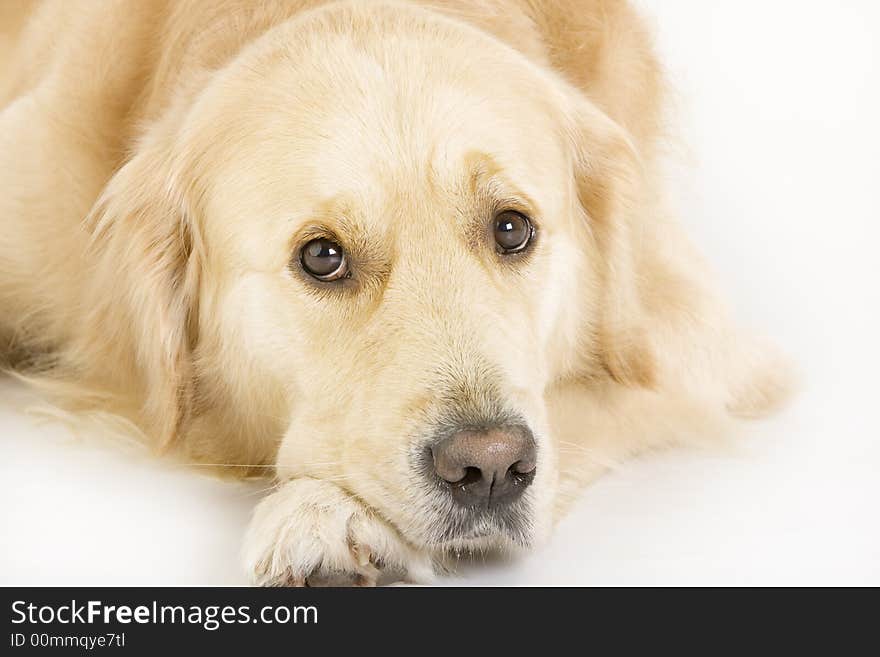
86 3 654 553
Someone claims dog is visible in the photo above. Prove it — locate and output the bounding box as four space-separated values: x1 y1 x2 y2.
0 0 792 585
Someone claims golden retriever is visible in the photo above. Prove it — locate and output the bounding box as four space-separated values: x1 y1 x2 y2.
0 0 792 585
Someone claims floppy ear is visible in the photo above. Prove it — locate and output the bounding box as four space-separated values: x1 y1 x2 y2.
567 97 793 416
80 135 202 451
566 98 657 388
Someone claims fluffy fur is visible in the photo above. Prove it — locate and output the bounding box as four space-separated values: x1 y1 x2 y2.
0 0 791 585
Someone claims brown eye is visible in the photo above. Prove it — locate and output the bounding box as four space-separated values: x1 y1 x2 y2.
493 210 533 254
300 238 348 281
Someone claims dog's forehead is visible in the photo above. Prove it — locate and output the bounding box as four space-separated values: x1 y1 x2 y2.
300 85 570 219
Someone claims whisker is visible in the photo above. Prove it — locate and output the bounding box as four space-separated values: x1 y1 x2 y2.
238 482 284 498
556 440 620 468
180 463 275 468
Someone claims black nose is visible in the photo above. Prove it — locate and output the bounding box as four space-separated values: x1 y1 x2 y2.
431 425 536 508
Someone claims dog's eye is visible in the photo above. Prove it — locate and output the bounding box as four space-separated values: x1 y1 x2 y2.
493 210 533 254
300 238 348 281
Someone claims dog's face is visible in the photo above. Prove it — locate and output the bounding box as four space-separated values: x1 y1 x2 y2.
99 4 641 553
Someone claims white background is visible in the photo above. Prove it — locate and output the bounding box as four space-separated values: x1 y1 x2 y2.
1 1 878 585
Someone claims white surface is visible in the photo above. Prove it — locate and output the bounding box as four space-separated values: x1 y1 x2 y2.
2 1 878 586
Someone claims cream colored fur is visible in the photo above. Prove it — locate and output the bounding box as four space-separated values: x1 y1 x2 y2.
0 0 791 585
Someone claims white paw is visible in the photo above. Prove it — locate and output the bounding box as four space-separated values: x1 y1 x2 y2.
243 478 434 586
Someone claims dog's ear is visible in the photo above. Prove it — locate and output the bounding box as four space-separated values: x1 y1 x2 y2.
566 96 794 415
82 132 201 451
565 98 657 388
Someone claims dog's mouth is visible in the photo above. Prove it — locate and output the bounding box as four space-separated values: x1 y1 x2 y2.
426 502 536 549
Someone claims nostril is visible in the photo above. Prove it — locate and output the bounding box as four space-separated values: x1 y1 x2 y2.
457 466 483 486
508 459 536 476
440 465 483 486
506 459 536 490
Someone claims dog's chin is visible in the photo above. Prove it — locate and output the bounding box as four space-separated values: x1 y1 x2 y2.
429 531 533 556
407 503 538 555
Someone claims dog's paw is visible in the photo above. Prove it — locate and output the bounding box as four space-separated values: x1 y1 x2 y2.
243 477 434 586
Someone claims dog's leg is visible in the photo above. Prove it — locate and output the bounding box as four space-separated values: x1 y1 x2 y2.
243 477 434 586
547 378 736 519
